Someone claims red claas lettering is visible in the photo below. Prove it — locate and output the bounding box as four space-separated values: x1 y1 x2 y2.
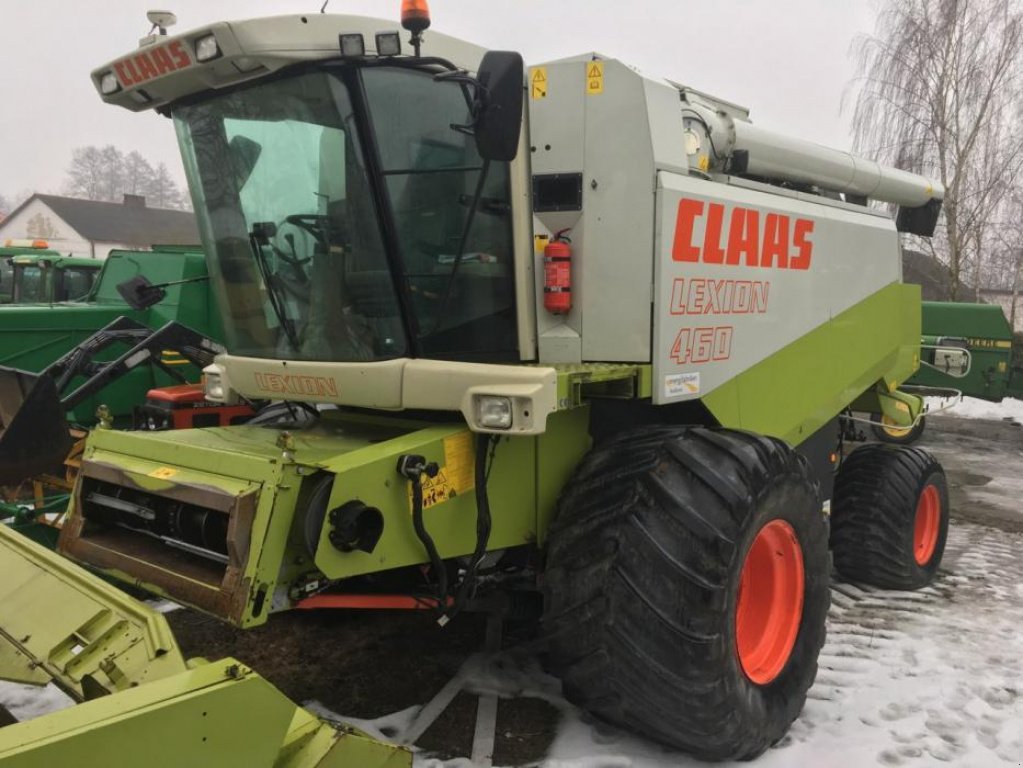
113 40 193 88
671 198 814 270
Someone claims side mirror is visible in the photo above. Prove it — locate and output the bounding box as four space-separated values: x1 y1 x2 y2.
474 51 524 162
116 275 166 310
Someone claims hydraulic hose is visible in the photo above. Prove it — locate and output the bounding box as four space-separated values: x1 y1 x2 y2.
406 463 449 620
448 434 495 620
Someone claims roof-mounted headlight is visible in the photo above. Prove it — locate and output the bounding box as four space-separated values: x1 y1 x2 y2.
339 33 366 58
375 32 401 56
195 34 221 62
100 72 121 95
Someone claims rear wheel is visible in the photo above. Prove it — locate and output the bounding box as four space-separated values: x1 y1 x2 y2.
870 412 925 444
542 427 830 761
831 444 948 589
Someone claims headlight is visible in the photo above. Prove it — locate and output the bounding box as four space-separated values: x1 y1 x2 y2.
204 373 225 401
195 34 221 62
339 33 366 58
375 32 401 56
100 72 120 95
476 395 512 430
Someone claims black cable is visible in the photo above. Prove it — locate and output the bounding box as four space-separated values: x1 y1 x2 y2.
447 434 495 620
409 472 449 618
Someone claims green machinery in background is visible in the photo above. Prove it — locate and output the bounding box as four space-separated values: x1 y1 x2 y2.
1 5 962 765
0 244 221 424
0 242 101 305
914 301 1023 401
872 301 1023 443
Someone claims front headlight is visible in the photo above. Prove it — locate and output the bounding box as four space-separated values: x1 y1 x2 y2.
100 72 120 95
195 34 221 62
476 395 512 430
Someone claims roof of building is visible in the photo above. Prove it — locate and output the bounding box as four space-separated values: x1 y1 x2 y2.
3 193 198 246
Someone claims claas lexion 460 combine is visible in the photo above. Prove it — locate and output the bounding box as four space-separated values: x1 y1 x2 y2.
0 3 955 764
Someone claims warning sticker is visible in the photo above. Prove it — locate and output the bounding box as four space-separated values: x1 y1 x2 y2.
586 61 604 94
410 431 476 511
530 67 547 99
148 466 178 480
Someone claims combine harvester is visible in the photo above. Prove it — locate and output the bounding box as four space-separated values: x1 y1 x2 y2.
1 4 956 763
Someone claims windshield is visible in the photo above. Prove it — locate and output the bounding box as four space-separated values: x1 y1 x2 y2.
14 265 46 303
174 65 516 363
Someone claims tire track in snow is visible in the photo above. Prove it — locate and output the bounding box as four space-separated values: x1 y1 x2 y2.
775 522 1023 766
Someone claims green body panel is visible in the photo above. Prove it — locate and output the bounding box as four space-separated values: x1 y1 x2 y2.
0 523 186 697
66 406 593 627
908 301 1020 402
0 657 410 768
0 521 411 767
702 282 921 445
0 246 220 422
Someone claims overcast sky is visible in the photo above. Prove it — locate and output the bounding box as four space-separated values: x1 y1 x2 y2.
0 0 877 205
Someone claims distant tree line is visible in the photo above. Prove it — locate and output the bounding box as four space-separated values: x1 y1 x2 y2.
64 145 191 211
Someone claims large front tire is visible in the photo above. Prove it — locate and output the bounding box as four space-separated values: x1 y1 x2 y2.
831 443 949 589
542 427 830 761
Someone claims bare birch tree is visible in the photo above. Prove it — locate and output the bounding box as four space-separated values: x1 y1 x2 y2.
849 0 1023 300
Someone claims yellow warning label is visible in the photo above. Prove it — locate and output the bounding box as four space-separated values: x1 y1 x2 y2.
586 61 604 94
410 431 476 511
148 467 178 480
534 234 550 254
530 67 547 100
697 155 710 172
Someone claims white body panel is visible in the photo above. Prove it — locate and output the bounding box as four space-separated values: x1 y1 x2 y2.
652 173 900 404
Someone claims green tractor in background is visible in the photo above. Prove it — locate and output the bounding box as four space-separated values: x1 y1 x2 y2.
0 240 101 304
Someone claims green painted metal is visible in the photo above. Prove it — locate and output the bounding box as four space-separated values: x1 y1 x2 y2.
0 522 187 697
908 301 1019 402
702 282 921 446
61 405 592 627
554 364 653 409
0 520 412 767
0 657 411 768
0 246 220 423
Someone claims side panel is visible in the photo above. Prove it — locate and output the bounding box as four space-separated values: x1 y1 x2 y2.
653 172 901 409
701 282 921 445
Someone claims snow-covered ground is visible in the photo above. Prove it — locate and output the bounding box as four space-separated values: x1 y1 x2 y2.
3 402 1023 766
392 520 1023 767
927 394 1023 423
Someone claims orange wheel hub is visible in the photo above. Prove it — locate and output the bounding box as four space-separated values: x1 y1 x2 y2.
735 519 805 685
913 484 940 565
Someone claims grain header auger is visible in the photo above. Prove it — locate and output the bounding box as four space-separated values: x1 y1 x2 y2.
1 3 954 762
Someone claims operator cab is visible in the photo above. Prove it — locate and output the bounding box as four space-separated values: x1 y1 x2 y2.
171 45 522 364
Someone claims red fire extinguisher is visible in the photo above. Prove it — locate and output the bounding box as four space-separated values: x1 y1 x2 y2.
543 230 572 314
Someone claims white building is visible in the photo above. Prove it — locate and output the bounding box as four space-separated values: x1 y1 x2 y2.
0 193 198 260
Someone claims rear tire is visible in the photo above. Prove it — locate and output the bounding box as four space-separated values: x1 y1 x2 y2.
831 444 948 589
870 412 925 444
542 427 830 761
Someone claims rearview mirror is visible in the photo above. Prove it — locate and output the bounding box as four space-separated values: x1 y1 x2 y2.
116 275 166 311
474 51 524 162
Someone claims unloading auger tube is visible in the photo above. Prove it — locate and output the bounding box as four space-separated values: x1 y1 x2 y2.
681 93 944 223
